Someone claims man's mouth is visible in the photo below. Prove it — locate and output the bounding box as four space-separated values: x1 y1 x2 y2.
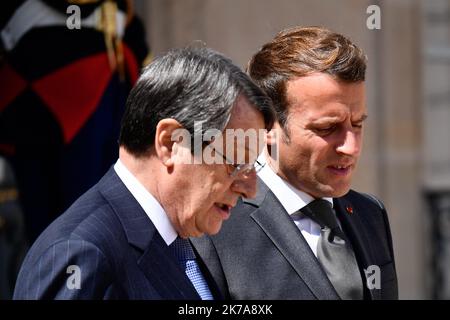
214 202 232 220
327 164 352 176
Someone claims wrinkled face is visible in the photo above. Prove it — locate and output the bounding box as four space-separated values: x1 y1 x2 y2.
276 73 367 198
166 96 266 238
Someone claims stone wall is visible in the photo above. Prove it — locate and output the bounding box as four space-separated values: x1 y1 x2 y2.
136 0 430 299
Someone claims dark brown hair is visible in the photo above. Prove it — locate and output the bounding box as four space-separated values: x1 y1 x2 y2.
247 26 367 132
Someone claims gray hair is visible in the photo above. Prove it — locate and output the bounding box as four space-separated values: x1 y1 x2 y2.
119 46 275 156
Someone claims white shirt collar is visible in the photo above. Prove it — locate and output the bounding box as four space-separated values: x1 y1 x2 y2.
114 159 178 246
257 153 333 215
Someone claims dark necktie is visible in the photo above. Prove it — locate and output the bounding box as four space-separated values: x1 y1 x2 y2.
300 199 364 300
170 237 214 300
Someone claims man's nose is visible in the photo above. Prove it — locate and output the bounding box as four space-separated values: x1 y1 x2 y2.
336 129 361 157
231 170 258 199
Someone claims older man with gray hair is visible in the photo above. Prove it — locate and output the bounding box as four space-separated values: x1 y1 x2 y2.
13 46 275 300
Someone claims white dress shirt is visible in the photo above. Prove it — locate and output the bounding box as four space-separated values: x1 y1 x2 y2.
114 159 178 246
257 154 333 257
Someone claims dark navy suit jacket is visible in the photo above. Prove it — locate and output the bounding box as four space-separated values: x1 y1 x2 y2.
192 177 398 300
13 168 221 299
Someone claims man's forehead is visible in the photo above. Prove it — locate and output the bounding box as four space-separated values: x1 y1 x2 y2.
288 100 367 119
286 79 366 118
229 95 251 116
286 74 366 103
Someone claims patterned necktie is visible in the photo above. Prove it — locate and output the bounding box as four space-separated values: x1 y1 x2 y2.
300 199 364 300
170 237 214 300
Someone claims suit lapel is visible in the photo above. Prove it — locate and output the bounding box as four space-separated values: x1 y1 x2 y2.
247 179 339 300
333 196 380 300
97 167 200 299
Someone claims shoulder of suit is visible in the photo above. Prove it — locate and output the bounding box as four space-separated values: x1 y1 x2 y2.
28 184 123 258
344 189 386 211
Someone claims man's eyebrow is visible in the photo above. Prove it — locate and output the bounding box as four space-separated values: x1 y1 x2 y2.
311 116 343 124
311 114 368 125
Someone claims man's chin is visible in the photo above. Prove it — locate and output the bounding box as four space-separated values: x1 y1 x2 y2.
327 185 351 198
205 224 223 236
205 222 223 235
313 183 351 198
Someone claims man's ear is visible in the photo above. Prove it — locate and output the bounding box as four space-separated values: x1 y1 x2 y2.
154 119 183 167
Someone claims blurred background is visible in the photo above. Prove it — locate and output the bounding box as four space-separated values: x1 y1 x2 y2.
1 0 450 300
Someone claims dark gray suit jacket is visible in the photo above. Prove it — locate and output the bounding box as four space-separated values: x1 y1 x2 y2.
13 168 221 300
192 178 398 300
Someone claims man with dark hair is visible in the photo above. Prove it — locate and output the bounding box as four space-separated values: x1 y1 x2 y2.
192 26 398 300
13 46 275 299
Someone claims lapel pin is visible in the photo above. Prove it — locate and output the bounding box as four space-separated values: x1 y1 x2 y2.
346 205 354 214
